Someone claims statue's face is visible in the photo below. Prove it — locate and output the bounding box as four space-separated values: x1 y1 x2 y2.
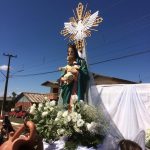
68 47 75 57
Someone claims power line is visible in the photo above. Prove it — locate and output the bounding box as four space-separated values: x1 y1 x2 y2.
89 49 150 66
10 13 150 74
13 70 59 77
12 49 150 78
0 70 6 78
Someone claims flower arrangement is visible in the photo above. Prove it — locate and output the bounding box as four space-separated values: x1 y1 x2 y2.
145 129 150 148
29 100 108 149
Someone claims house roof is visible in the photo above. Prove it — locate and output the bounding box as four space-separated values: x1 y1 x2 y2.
15 92 49 103
41 81 59 88
93 73 137 84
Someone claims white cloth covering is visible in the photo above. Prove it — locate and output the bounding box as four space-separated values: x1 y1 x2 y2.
96 84 150 140
94 83 150 149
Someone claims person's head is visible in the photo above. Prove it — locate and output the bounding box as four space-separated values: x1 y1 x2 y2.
67 43 79 59
119 139 142 150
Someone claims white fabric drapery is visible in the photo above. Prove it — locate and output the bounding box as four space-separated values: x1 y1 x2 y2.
93 83 150 149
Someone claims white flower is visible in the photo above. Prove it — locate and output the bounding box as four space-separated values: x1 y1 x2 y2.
55 117 59 122
74 125 81 133
39 103 43 108
77 119 84 127
42 111 48 117
67 116 71 122
50 107 54 111
62 111 68 118
77 114 81 120
86 123 92 131
57 111 63 118
38 103 43 111
45 101 51 107
29 104 36 114
50 100 56 106
86 122 97 132
79 100 84 103
64 115 71 123
44 106 48 110
32 104 36 107
57 129 65 135
70 112 78 122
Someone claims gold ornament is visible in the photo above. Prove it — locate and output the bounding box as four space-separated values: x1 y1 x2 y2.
61 2 103 52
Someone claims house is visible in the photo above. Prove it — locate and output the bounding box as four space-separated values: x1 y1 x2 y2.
41 81 59 100
15 92 52 111
93 73 137 85
41 73 137 97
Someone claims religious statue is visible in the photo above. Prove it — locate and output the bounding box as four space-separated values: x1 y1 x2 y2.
59 43 89 109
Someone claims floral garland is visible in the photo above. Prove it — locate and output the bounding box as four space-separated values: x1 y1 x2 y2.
29 100 108 149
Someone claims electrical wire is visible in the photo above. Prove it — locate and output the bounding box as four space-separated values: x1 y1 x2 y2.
10 13 150 74
12 49 150 78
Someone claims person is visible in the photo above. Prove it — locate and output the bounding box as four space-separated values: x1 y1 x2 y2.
119 139 142 150
59 55 80 85
60 43 89 106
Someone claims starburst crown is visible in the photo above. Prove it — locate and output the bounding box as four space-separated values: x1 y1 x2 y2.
61 2 103 51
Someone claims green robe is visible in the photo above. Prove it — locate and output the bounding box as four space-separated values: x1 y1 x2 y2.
61 57 89 104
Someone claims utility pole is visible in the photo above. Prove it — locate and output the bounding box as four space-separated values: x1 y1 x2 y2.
1 53 17 116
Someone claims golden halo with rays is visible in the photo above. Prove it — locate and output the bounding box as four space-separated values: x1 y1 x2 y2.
61 2 103 52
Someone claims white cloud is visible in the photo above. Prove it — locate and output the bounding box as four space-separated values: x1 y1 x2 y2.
0 65 8 71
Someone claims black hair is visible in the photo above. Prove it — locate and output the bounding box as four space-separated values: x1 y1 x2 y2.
119 139 142 150
67 43 79 59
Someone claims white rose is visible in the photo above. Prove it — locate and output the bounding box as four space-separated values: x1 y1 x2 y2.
38 103 43 111
71 112 78 122
32 104 36 107
50 107 54 111
62 111 68 118
50 100 56 106
57 129 65 135
55 118 59 122
44 106 48 110
86 123 92 131
86 122 97 132
45 101 50 107
42 111 48 117
77 114 81 120
74 125 81 133
39 103 43 107
79 100 84 103
77 119 84 127
63 119 68 124
30 107 36 114
57 111 63 118
29 105 36 114
67 116 71 122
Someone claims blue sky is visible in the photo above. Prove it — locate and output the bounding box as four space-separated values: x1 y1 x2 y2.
0 0 150 96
